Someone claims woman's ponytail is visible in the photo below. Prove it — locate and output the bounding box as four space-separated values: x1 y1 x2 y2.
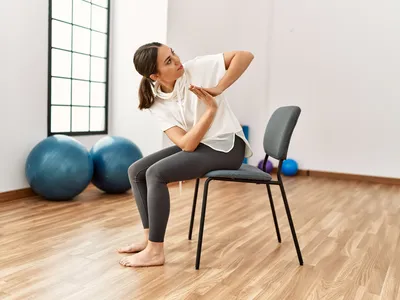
138 77 155 110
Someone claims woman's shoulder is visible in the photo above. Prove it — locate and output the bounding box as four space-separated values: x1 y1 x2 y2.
149 97 176 115
149 97 166 110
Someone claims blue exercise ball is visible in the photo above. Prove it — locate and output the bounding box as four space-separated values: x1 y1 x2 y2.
90 136 143 194
25 135 93 201
281 159 298 176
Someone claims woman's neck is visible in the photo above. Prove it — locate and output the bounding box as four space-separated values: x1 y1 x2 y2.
159 80 176 93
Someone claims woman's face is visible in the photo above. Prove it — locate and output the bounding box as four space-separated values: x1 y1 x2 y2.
150 45 184 83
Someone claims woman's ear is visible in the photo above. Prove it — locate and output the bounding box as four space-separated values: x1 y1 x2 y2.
150 74 158 81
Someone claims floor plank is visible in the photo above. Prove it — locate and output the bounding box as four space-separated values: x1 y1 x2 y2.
1 176 400 299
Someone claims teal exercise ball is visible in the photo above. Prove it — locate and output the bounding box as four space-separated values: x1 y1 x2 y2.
281 159 298 176
25 135 93 201
90 136 143 194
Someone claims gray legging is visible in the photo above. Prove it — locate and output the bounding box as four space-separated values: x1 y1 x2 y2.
128 135 245 242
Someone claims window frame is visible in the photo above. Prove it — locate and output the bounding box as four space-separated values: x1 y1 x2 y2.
47 0 111 137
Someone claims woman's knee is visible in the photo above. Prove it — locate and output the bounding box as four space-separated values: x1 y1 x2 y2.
128 160 146 182
146 164 165 183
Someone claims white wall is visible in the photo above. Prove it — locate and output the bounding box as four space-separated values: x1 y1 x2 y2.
0 1 106 192
1 1 48 192
110 0 168 157
268 0 400 178
166 0 272 165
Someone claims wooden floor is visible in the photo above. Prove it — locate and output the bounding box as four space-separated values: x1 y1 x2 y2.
1 176 400 300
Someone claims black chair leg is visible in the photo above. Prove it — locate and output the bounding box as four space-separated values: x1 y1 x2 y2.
195 178 212 270
266 184 281 243
188 178 200 240
279 182 304 265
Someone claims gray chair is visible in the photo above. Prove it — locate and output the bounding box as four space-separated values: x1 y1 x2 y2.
188 106 304 269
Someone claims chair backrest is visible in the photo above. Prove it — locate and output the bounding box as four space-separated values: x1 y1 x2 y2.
263 106 301 160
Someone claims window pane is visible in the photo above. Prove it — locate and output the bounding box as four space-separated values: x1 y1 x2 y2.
91 31 107 57
90 107 105 131
52 78 71 105
52 49 71 77
92 0 108 8
91 57 106 82
90 82 105 106
73 26 90 54
72 107 89 132
50 0 109 135
91 5 108 33
72 80 89 105
52 20 71 50
72 53 90 80
73 0 91 28
51 106 71 132
52 0 72 22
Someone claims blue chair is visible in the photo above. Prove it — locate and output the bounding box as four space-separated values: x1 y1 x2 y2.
189 106 304 269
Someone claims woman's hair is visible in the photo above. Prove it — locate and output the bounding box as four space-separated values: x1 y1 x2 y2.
133 42 162 110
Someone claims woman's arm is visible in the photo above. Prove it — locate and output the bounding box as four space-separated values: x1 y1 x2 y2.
164 108 216 152
164 86 217 152
204 51 254 96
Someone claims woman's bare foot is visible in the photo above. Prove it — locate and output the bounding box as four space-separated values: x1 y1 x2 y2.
119 241 165 267
117 242 147 253
117 229 149 253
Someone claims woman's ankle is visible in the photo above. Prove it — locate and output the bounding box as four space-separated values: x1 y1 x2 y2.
146 240 164 254
144 228 149 240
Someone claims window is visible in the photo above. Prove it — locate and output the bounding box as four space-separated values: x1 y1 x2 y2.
48 0 110 136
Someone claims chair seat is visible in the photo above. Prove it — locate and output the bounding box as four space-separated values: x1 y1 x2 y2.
204 164 272 181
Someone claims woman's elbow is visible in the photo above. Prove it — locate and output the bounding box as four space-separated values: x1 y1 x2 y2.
239 50 254 59
182 142 197 152
182 146 196 152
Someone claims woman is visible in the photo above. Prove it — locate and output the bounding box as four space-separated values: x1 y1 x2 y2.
118 42 254 267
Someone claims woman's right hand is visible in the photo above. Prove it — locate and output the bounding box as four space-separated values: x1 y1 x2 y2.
189 84 218 110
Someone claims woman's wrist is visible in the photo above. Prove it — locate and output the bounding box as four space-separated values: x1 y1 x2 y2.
206 106 217 114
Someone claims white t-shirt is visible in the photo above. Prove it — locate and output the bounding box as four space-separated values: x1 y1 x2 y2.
148 53 253 158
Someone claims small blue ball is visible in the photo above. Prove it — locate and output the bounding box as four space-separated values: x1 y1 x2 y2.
281 159 298 176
